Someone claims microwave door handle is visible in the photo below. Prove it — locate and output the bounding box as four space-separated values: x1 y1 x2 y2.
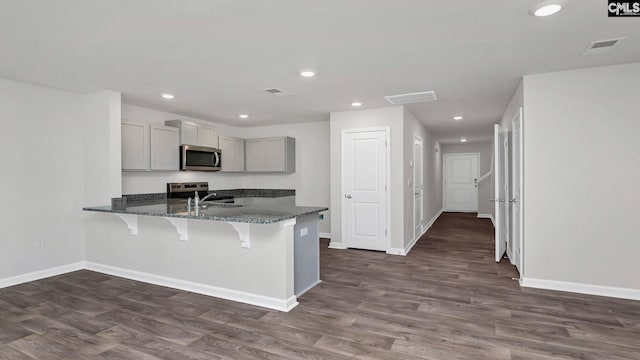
213 152 220 167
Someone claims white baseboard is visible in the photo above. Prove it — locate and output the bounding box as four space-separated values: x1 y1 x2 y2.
328 241 347 249
85 262 298 312
520 277 640 301
386 248 405 256
319 232 331 239
0 262 85 289
387 208 444 256
477 213 495 227
425 208 444 230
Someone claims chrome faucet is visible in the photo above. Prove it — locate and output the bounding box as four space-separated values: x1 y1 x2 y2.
199 192 218 204
193 192 217 209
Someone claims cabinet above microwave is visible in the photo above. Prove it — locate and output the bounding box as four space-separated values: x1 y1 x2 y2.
165 120 218 149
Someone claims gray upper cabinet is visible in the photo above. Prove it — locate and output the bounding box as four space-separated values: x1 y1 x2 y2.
122 121 149 171
245 136 295 173
122 121 179 171
219 135 245 172
165 120 218 149
150 125 179 170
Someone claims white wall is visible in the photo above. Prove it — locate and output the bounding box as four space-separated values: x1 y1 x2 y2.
522 62 640 291
441 142 493 216
495 81 524 224
403 108 442 248
120 104 331 234
329 106 405 249
84 91 122 206
0 78 117 280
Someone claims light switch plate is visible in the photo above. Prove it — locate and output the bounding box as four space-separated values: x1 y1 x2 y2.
300 227 308 237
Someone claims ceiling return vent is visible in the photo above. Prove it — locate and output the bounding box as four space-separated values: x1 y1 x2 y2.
582 37 625 56
384 91 438 105
262 88 292 97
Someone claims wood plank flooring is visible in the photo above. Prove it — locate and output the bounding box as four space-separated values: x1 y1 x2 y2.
2 212 640 359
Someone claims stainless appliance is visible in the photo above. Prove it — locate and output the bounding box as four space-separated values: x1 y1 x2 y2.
166 182 234 203
180 145 221 171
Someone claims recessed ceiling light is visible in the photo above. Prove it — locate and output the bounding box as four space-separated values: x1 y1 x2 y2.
460 138 468 143
161 93 175 100
453 116 463 120
531 1 565 17
351 102 363 107
239 114 249 119
300 70 316 78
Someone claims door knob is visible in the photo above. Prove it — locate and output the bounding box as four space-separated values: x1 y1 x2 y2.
489 199 495 203
345 194 352 199
509 198 517 203
499 198 505 202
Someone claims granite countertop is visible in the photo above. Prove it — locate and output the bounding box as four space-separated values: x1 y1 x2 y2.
83 198 327 224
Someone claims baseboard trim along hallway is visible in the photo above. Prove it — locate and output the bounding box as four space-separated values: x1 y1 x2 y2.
520 277 640 301
387 208 444 256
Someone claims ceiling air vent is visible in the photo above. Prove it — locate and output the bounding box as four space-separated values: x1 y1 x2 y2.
262 88 292 97
582 37 625 56
385 91 438 105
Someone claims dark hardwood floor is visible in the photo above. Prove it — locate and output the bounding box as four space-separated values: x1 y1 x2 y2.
2 212 640 359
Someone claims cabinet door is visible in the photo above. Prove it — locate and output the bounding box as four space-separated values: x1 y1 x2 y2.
121 121 149 171
181 123 199 145
233 137 245 171
199 126 218 148
219 136 244 172
150 126 179 170
245 139 266 172
265 137 286 171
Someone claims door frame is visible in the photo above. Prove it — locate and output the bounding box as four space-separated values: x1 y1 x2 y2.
511 107 524 277
413 136 424 240
341 127 391 251
442 152 480 212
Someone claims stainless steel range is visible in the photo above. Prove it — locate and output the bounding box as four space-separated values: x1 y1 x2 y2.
166 182 234 203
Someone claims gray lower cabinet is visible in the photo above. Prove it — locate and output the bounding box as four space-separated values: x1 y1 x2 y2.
245 136 295 173
294 213 320 296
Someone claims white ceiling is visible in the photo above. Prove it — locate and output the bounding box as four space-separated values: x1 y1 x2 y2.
1 0 638 143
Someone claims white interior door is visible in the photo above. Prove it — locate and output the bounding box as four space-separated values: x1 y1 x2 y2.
494 124 508 262
342 129 388 251
511 108 523 274
414 137 424 239
444 154 479 212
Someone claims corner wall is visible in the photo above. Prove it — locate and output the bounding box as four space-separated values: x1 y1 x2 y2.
0 79 118 280
522 62 640 293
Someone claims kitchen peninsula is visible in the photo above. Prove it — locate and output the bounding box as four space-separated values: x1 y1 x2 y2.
83 186 327 312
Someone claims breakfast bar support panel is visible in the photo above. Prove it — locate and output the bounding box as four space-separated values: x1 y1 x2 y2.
85 215 298 311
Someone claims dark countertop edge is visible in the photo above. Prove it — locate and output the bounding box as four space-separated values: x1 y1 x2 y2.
122 189 296 202
82 206 328 225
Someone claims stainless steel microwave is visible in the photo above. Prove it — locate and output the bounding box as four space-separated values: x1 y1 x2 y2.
180 145 221 171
